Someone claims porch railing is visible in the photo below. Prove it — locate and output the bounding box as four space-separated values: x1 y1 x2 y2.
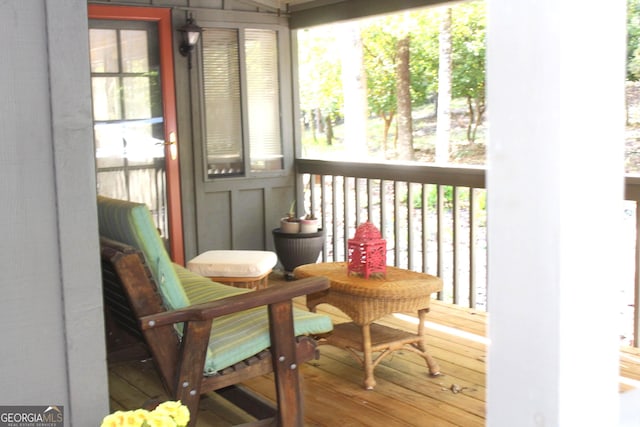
296 158 640 348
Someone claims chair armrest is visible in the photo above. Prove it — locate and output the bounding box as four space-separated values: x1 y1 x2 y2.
140 276 329 330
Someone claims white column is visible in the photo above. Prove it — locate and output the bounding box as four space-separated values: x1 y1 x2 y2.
487 1 627 426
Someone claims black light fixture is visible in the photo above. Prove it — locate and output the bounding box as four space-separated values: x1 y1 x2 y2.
177 14 203 69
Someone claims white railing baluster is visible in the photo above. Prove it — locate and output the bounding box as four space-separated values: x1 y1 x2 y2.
297 159 640 347
469 188 477 309
437 184 445 301
408 182 416 271
453 186 460 305
422 183 429 275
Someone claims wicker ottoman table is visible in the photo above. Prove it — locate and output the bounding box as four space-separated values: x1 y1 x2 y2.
187 250 277 290
294 262 443 390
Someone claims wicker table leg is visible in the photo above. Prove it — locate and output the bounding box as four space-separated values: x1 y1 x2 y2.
416 308 441 375
361 323 377 390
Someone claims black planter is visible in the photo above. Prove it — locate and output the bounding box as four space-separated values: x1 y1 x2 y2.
272 228 325 279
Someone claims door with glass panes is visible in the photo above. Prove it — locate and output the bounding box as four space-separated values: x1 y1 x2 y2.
88 5 184 264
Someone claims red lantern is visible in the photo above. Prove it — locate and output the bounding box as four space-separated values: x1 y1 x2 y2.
348 221 386 278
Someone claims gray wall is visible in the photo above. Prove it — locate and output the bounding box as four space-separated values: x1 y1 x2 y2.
172 6 298 260
0 0 108 425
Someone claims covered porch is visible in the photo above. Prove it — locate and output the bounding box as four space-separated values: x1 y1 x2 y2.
3 0 638 425
106 273 640 426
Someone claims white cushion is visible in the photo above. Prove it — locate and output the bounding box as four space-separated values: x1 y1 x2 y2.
187 250 277 278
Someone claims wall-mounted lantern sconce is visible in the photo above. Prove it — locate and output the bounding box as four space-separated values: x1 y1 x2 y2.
177 15 203 69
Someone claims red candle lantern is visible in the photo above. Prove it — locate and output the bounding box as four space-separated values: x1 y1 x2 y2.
348 221 386 278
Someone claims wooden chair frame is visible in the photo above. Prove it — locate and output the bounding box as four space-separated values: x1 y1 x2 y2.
101 237 329 426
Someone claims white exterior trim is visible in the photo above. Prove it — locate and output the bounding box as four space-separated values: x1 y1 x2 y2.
487 1 629 425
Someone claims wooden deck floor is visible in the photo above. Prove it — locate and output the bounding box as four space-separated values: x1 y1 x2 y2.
107 273 640 426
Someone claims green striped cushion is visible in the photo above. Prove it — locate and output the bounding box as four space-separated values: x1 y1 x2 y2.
97 196 189 310
174 264 334 374
177 262 250 301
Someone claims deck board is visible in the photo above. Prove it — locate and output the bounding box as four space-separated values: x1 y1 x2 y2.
106 272 640 426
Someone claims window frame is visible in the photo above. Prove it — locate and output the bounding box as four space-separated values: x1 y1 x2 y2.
194 18 292 181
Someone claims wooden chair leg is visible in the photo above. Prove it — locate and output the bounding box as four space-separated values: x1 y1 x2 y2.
268 300 304 427
174 320 211 427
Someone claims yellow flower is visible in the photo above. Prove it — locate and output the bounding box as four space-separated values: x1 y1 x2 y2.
100 401 188 427
100 411 126 427
130 409 150 425
120 409 147 427
154 401 190 427
144 411 177 427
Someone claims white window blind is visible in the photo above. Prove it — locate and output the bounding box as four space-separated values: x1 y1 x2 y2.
202 28 244 176
201 26 284 178
245 29 283 172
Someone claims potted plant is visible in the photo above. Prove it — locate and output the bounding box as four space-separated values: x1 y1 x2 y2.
279 200 300 233
273 203 324 279
300 212 319 233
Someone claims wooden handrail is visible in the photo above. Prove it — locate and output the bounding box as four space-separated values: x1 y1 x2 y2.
296 158 486 188
296 158 640 347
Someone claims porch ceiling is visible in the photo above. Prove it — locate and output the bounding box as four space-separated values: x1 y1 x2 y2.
237 0 452 28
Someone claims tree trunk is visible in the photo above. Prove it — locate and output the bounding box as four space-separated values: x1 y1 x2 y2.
436 7 453 164
325 115 333 145
340 21 368 156
394 119 399 151
381 111 395 158
466 96 475 143
310 110 317 142
472 98 486 143
395 35 415 161
316 108 324 134
625 82 630 126
466 96 486 144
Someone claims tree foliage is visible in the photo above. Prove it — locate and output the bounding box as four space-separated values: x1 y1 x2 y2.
298 0 640 161
407 11 440 107
297 2 487 155
436 7 453 163
359 3 486 148
296 27 343 141
628 0 640 80
361 12 439 155
360 20 398 152
450 1 486 143
396 34 415 160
